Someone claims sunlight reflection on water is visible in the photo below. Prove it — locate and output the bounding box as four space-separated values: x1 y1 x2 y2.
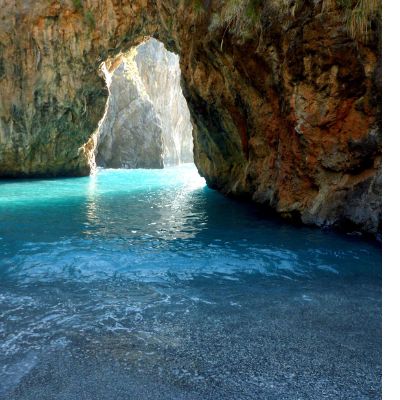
0 163 381 399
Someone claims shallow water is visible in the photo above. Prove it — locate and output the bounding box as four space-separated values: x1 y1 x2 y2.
0 164 381 399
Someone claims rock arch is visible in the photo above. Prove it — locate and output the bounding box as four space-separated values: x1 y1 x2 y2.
0 1 381 234
95 38 193 169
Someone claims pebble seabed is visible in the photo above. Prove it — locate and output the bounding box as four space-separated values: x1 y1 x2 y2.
0 164 381 399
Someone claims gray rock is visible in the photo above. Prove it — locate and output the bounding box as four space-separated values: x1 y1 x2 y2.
95 39 193 169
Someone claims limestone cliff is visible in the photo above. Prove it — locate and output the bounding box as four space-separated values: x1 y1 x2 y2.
135 38 193 166
0 0 381 235
95 39 193 169
95 51 165 169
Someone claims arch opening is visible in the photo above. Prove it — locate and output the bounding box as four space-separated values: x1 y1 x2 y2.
93 38 194 170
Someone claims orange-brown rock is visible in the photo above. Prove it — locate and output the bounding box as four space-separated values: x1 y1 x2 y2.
0 0 381 235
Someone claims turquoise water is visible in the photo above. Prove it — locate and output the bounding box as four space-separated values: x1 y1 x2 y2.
0 164 381 399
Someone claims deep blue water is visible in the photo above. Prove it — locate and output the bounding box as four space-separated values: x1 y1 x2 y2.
0 164 381 399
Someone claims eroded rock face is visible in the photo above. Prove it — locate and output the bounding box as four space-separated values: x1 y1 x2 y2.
95 39 193 169
135 38 193 166
0 1 381 235
95 53 164 169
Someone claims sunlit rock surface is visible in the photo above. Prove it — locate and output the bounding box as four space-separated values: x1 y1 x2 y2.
136 39 193 166
96 39 193 169
95 53 164 169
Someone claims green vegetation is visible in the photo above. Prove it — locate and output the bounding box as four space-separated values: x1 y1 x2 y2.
0 46 4 78
72 0 83 11
220 0 263 37
207 0 380 43
193 0 206 15
84 10 96 30
70 1 97 31
341 0 381 42
0 58 4 78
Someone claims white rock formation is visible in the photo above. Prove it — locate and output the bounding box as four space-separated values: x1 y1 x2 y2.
135 38 193 166
96 39 193 168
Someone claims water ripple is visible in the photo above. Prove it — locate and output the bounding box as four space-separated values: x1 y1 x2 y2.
0 164 381 399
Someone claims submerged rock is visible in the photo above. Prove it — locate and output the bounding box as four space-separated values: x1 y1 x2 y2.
95 39 193 169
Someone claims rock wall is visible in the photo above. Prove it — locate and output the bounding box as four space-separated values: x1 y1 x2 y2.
0 0 381 235
95 51 164 169
135 38 193 166
96 39 193 168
